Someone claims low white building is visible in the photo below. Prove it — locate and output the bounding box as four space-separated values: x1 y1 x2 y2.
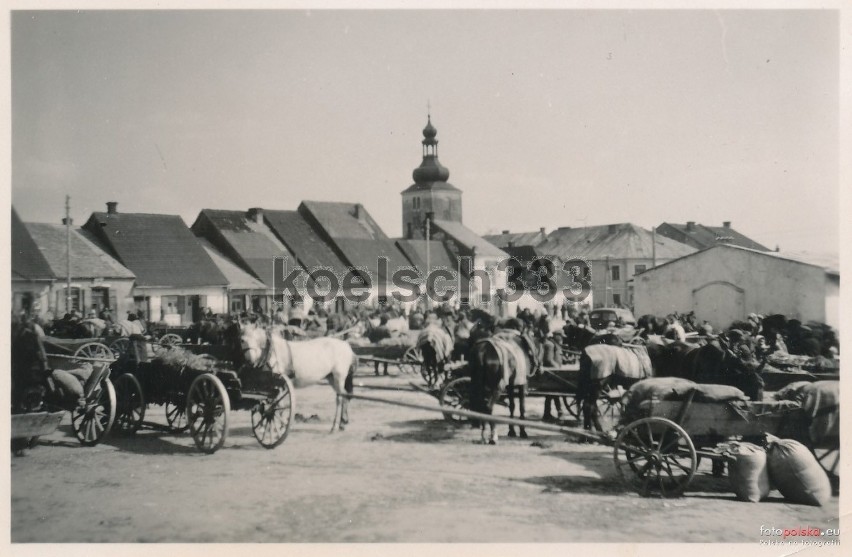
633 244 839 330
83 203 229 325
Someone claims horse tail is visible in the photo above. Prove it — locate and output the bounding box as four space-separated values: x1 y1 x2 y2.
345 353 357 395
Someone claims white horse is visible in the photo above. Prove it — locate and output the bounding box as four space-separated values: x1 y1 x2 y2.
240 324 357 432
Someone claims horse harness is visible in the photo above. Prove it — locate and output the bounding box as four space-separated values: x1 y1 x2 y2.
247 329 296 377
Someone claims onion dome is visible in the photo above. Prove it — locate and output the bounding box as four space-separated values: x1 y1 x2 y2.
422 116 438 143
412 114 450 183
413 156 450 183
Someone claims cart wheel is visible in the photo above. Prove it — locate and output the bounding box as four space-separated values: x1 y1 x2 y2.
813 444 840 481
109 338 131 359
564 395 582 419
73 342 114 363
186 373 230 454
251 375 295 449
400 346 422 374
114 373 145 434
159 333 183 347
165 398 188 432
597 390 623 423
71 377 116 446
613 417 697 498
439 376 471 424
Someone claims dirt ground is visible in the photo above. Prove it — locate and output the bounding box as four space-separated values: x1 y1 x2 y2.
10 365 841 544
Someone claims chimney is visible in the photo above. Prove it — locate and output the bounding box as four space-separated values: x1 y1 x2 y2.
608 224 617 234
502 229 510 235
539 227 546 235
354 204 361 219
106 201 118 215
62 217 73 225
723 221 731 229
775 245 780 252
507 240 515 248
248 207 264 224
686 221 695 231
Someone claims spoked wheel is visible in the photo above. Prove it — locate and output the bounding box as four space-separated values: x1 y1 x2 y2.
165 397 188 432
70 377 116 446
251 375 295 449
400 346 422 374
813 444 840 485
159 333 183 347
186 373 230 454
597 390 624 424
439 376 471 424
564 395 583 420
73 342 115 363
109 338 132 359
613 417 697 498
113 373 145 434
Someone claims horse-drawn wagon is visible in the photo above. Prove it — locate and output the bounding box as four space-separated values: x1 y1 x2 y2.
612 388 796 497
351 340 423 376
109 338 295 453
436 363 624 426
13 336 118 452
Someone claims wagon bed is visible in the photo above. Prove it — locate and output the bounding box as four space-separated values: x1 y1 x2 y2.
109 339 295 453
612 390 810 497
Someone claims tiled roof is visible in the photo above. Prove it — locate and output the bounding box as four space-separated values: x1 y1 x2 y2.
83 212 227 288
263 209 351 278
640 243 840 277
192 209 294 287
298 201 412 283
659 222 770 251
11 208 56 281
198 238 268 290
431 219 507 258
538 223 696 261
501 245 539 264
775 250 839 275
401 181 461 193
395 239 470 290
26 223 135 280
482 230 547 249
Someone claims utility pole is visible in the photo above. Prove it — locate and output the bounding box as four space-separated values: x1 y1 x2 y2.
652 226 657 268
65 195 72 313
425 213 431 309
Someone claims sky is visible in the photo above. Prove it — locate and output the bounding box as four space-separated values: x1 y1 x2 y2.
10 9 840 255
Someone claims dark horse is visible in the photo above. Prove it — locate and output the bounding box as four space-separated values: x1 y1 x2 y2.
576 342 653 432
187 316 227 345
468 320 540 444
646 335 766 401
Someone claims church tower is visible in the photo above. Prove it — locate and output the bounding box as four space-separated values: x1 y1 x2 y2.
401 115 463 239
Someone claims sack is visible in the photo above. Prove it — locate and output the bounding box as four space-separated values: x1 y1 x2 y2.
765 437 832 506
726 442 770 502
802 381 840 446
49 368 85 403
691 384 748 403
620 378 697 423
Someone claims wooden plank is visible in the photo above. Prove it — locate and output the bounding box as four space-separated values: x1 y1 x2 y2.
47 353 116 363
12 412 65 438
642 399 800 438
346 392 603 442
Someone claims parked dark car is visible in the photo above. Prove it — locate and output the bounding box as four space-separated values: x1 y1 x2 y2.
589 308 636 330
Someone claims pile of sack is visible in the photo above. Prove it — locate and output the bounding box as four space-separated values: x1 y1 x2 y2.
724 435 832 506
619 377 748 425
